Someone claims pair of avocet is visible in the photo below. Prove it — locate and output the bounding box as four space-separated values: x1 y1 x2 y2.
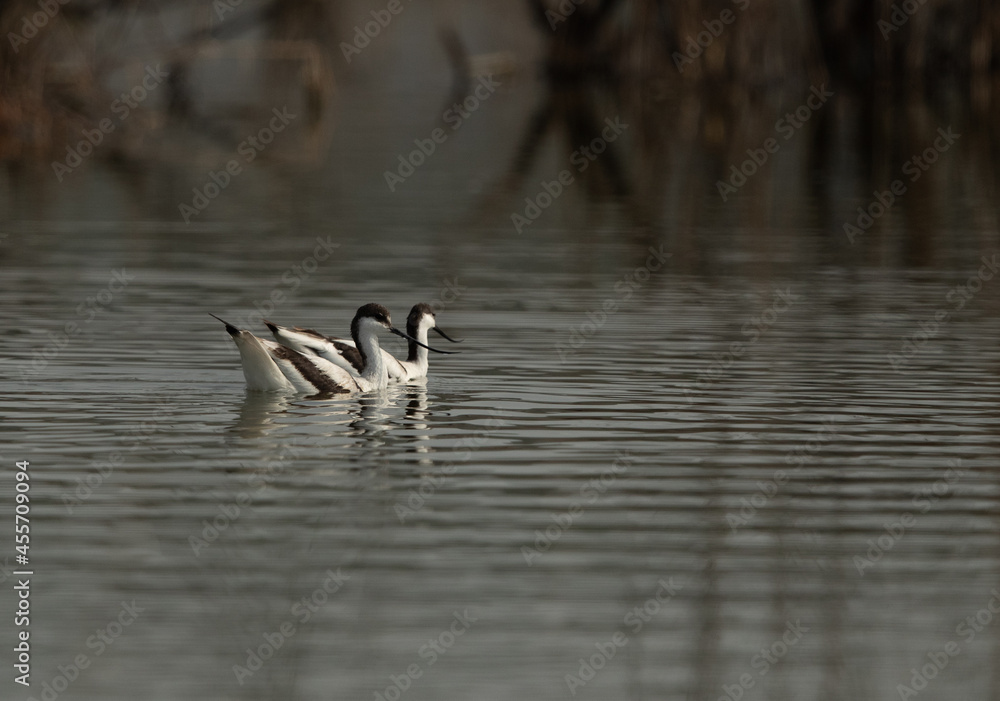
212 303 460 395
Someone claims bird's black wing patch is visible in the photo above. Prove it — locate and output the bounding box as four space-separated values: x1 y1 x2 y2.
331 340 365 373
273 346 351 394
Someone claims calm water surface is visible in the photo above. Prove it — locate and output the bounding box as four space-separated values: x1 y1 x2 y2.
3 75 1000 701
3 223 1000 701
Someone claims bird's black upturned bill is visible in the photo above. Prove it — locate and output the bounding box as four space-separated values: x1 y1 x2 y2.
432 326 463 343
390 326 459 354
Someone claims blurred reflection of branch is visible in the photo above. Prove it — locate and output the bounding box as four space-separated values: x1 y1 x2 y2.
461 2 643 235
439 26 472 102
0 0 336 171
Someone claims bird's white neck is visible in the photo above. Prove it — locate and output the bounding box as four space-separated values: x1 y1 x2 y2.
356 320 389 389
408 325 430 373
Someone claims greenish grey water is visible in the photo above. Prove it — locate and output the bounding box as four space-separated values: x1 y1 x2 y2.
3 55 1000 701
3 219 1000 700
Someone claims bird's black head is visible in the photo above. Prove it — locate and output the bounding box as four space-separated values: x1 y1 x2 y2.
406 303 437 336
352 303 392 333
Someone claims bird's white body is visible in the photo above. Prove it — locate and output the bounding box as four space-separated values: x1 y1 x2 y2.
264 323 408 381
215 305 414 395
265 304 456 384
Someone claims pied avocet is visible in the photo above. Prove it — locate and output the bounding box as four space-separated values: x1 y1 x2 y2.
211 303 449 394
264 303 460 383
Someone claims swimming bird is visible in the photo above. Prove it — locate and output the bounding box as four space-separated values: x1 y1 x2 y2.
212 303 446 394
264 303 461 383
